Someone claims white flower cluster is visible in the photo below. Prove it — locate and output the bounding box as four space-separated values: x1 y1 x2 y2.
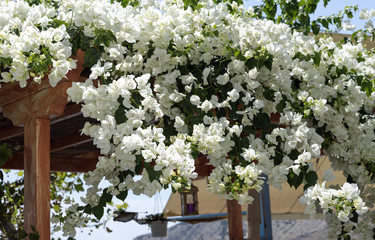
300 182 370 239
0 1 76 87
2 0 375 237
301 182 368 222
267 111 324 189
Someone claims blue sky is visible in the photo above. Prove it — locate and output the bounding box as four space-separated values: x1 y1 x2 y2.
52 1 375 239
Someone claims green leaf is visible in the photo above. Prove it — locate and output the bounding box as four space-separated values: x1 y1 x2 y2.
135 154 144 175
239 137 250 149
273 149 283 166
83 47 104 68
311 21 320 35
18 230 28 239
288 149 300 160
92 206 104 220
360 78 374 97
263 89 275 101
243 126 255 135
287 171 304 189
313 51 321 66
213 30 219 37
350 210 359 223
146 165 162 182
99 188 113 206
77 206 85 211
53 205 61 213
116 190 128 201
253 112 271 132
0 57 12 68
74 184 84 192
0 143 12 167
83 204 92 214
115 105 127 124
94 29 117 47
276 96 287 113
321 18 329 29
305 171 318 186
264 56 273 71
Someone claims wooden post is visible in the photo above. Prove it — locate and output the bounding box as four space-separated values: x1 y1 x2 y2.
247 189 261 240
0 50 84 240
227 199 243 240
24 117 51 239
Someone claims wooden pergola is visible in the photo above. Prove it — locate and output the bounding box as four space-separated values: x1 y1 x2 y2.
0 51 246 239
1 34 370 239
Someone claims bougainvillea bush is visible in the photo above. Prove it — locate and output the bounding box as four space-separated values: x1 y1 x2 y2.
1 0 375 238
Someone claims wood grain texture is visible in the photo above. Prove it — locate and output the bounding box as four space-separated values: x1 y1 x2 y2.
3 80 71 125
0 79 51 107
24 118 50 240
226 199 244 240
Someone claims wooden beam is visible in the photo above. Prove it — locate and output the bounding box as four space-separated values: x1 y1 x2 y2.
0 103 82 141
3 80 79 126
0 125 24 141
227 199 244 240
0 79 52 107
49 155 97 172
1 154 98 172
49 103 82 125
51 134 92 153
24 118 50 239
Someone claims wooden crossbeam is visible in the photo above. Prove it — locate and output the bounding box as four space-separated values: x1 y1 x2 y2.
0 80 51 107
49 103 82 125
1 154 98 172
0 125 24 141
51 134 92 153
0 103 82 141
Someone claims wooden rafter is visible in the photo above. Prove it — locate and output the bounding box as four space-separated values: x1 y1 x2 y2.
49 103 82 125
0 103 82 141
0 79 52 107
2 154 98 172
51 133 92 153
0 125 24 141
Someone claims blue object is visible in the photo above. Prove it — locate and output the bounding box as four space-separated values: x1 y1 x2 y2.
261 176 273 240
